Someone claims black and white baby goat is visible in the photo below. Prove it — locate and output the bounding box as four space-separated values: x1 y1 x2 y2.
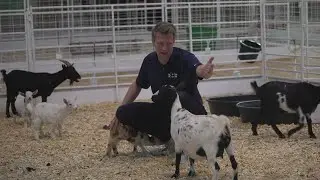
152 85 238 180
251 80 319 138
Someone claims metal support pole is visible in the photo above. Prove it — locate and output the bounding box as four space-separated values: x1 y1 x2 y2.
24 0 29 71
287 2 290 47
216 1 221 40
260 0 267 80
30 4 36 72
188 3 193 53
305 2 309 81
25 0 35 72
112 5 119 102
300 0 305 81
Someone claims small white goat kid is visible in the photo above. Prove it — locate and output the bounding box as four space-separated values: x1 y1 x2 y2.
17 90 38 128
28 97 78 140
152 85 238 180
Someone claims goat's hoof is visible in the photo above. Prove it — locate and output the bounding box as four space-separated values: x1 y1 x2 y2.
105 151 113 157
278 134 286 139
187 170 196 177
233 174 239 180
171 173 179 179
100 155 107 161
103 124 110 130
252 133 258 136
6 114 11 118
310 134 316 139
13 112 21 117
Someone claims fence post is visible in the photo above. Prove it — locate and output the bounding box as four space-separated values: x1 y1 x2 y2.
259 0 267 80
300 0 305 81
162 0 167 22
111 5 119 102
305 1 309 82
187 3 193 53
25 0 35 72
216 1 221 40
30 4 36 72
24 0 29 71
287 2 290 47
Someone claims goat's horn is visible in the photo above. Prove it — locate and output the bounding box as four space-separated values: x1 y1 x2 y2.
59 59 72 66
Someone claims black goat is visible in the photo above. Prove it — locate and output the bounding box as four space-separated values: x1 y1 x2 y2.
250 80 319 138
1 60 81 118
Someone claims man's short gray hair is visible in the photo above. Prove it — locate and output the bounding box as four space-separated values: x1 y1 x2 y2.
151 21 176 43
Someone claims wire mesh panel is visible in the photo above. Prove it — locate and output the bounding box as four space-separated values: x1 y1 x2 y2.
31 4 115 87
0 0 26 94
0 1 26 65
262 0 320 82
164 0 262 79
305 1 320 82
263 1 301 80
167 1 260 52
1 1 264 91
30 2 164 87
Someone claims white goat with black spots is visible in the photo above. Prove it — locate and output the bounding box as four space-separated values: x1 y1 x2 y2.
152 85 238 180
28 97 77 140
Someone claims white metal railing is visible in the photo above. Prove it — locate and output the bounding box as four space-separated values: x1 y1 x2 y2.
262 0 320 82
1 0 320 98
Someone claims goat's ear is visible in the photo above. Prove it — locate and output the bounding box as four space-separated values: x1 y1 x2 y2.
62 64 66 69
153 90 159 95
19 92 25 97
63 98 68 105
151 95 159 103
32 90 38 96
151 90 159 103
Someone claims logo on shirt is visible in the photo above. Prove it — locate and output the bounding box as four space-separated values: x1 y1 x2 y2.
168 72 178 79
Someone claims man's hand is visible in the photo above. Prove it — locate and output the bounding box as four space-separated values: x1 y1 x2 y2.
196 57 215 79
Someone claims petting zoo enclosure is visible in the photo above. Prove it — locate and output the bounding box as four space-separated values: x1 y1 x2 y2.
0 0 320 104
1 1 320 179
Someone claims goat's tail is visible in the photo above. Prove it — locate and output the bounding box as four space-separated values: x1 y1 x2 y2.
217 114 231 133
250 80 259 95
1 69 7 83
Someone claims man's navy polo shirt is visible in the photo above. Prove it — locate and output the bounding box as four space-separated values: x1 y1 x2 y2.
136 47 203 103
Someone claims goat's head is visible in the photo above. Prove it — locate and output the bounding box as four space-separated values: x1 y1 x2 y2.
59 60 81 85
152 85 178 106
63 96 78 110
19 90 38 104
175 67 198 95
151 68 198 105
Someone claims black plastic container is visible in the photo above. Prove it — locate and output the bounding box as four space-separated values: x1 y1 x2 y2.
236 100 299 124
206 94 259 117
238 39 261 62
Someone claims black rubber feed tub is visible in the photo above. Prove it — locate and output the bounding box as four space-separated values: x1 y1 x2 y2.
238 39 261 63
236 100 299 124
207 94 259 117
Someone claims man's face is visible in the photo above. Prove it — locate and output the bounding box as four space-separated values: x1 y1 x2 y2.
154 32 175 62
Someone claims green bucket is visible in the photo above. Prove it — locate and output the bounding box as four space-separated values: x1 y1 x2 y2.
0 0 23 10
187 25 218 51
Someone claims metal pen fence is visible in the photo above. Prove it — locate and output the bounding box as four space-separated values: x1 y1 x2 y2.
0 0 319 99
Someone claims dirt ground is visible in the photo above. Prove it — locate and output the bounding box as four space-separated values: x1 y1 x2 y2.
0 100 319 180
